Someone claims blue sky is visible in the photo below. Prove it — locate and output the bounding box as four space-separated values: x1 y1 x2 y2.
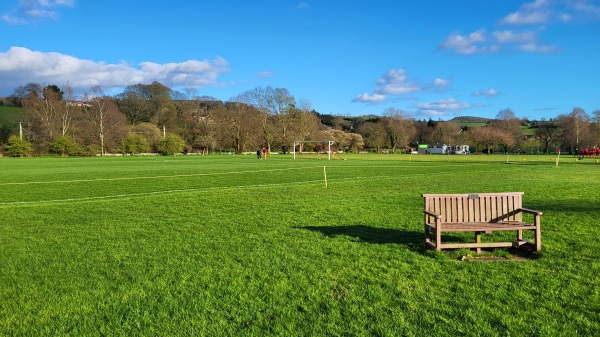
1 0 599 120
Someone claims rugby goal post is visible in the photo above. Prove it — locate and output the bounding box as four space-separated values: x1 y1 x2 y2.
293 140 334 160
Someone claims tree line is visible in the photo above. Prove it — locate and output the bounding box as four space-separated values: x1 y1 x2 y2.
1 82 599 157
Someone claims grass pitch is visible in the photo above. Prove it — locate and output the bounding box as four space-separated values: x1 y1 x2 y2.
1 153 599 336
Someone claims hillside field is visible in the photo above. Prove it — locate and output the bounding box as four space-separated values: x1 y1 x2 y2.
0 153 599 336
0 105 22 128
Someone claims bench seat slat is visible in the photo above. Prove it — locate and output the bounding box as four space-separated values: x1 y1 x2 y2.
434 222 535 232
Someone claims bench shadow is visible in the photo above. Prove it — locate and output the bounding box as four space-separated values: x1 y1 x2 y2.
298 225 539 259
299 224 423 251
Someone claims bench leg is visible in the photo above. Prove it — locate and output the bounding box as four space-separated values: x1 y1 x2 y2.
475 232 482 254
517 229 523 241
535 227 541 252
435 225 442 251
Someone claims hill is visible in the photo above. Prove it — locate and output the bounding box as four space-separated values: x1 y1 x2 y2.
0 105 22 127
450 116 492 124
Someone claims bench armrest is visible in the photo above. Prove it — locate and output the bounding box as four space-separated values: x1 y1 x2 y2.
518 208 543 216
423 210 442 219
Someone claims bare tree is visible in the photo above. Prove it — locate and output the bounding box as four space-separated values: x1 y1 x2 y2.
468 126 512 154
292 98 323 152
432 121 462 145
357 122 388 152
175 89 220 153
247 87 276 152
61 83 76 136
84 86 127 155
273 88 296 149
215 93 262 153
558 107 592 153
22 85 64 150
591 110 600 147
383 107 415 152
9 83 42 106
536 120 562 153
489 108 523 152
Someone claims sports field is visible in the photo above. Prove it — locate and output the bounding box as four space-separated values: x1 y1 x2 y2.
1 153 599 336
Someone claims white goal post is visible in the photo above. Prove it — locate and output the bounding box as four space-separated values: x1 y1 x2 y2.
293 140 335 160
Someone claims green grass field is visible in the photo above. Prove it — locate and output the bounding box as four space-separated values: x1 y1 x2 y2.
1 153 599 336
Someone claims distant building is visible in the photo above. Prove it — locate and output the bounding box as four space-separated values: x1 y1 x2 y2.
66 101 92 108
418 144 469 154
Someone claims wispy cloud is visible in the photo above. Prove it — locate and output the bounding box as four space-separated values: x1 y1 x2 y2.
501 0 552 25
353 69 449 103
297 2 310 10
352 93 386 103
414 97 472 117
472 88 500 98
501 0 600 25
256 71 274 78
432 78 450 92
437 29 494 55
374 69 421 95
438 29 558 54
0 46 230 93
572 0 600 19
2 0 74 25
439 0 598 54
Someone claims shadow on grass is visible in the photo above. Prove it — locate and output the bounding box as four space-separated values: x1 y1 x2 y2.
299 224 423 250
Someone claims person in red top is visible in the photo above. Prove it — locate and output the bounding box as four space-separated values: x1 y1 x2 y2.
262 147 267 160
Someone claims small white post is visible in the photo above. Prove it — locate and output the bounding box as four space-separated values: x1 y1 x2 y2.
293 141 296 160
323 166 328 188
163 125 166 138
19 122 23 140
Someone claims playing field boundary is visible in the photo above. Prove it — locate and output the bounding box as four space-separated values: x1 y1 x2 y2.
0 175 398 206
0 163 486 186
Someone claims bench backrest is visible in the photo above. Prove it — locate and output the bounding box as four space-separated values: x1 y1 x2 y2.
422 192 523 223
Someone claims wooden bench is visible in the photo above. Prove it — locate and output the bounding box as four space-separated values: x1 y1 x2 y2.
422 192 542 253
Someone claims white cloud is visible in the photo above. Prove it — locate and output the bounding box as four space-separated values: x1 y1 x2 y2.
570 0 600 19
414 98 472 118
501 0 552 25
437 29 494 55
439 29 557 54
352 93 386 103
518 42 559 53
353 69 450 104
375 69 421 95
502 11 550 25
440 1 598 55
416 98 471 111
2 0 74 25
0 46 230 94
501 0 600 25
432 78 450 92
492 30 536 44
472 88 500 98
256 71 274 78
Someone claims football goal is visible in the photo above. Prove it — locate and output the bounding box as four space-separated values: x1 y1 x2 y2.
293 140 335 160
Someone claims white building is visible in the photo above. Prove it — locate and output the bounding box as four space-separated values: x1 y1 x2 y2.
417 144 469 154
